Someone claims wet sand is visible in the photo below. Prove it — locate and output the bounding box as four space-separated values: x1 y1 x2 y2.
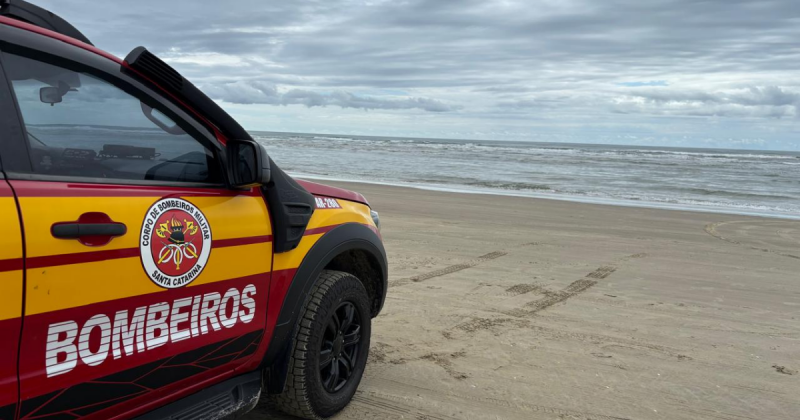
249 181 800 420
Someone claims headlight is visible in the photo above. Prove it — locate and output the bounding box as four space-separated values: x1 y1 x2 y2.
370 210 381 231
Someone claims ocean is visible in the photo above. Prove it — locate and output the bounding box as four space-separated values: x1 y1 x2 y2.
254 131 800 219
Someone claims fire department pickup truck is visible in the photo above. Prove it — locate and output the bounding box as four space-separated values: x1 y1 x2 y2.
0 2 386 419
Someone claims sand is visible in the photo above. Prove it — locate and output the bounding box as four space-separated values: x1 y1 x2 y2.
248 182 800 420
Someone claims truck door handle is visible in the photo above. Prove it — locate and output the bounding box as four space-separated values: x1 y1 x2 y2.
51 212 127 246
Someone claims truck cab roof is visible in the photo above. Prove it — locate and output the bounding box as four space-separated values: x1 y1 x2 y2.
0 0 93 45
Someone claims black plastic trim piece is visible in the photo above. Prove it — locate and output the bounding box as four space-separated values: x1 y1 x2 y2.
0 403 15 420
261 223 387 394
0 43 31 174
123 47 251 142
135 371 261 420
263 159 315 253
51 222 126 238
0 0 93 45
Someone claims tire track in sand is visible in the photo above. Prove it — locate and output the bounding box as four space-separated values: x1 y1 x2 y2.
450 267 615 333
518 265 617 315
705 221 800 260
389 251 508 287
503 254 645 318
448 254 645 331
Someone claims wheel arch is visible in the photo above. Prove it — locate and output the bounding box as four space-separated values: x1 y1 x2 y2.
323 248 385 317
262 222 387 394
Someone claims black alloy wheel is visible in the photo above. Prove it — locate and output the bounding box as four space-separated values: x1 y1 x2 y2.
319 301 362 393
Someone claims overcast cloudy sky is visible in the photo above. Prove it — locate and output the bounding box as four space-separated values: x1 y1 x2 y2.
36 0 800 150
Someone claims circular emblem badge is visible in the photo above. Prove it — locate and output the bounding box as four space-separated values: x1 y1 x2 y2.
140 198 212 288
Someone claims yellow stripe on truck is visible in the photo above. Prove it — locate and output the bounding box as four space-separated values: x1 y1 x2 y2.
0 197 21 260
273 234 322 272
18 195 272 258
0 196 22 322
0 271 22 321
25 242 272 316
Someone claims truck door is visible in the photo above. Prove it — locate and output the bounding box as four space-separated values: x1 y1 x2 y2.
0 177 23 420
0 45 272 418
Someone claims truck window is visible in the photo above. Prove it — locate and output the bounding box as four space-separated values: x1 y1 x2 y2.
3 52 222 184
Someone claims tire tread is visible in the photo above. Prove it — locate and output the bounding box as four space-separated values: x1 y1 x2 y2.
264 270 367 419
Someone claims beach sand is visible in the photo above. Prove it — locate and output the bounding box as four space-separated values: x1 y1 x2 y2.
248 181 800 420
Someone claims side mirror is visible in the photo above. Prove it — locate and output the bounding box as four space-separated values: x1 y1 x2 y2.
40 86 63 105
227 140 271 188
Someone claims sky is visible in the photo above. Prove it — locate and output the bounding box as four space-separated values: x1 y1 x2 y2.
34 0 800 150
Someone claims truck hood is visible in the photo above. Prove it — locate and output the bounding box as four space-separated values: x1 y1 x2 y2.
296 179 369 207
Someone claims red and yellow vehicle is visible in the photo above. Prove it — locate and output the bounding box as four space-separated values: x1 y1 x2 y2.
0 2 387 419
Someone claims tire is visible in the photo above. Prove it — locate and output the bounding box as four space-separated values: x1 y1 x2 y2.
265 270 372 419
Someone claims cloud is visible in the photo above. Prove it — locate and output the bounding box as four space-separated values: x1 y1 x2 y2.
495 98 567 109
203 81 458 112
618 86 800 118
30 0 800 149
616 81 669 87
202 81 281 105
